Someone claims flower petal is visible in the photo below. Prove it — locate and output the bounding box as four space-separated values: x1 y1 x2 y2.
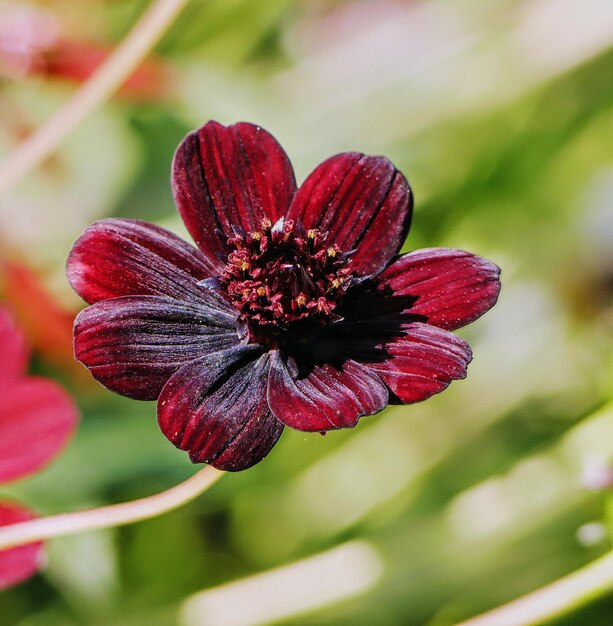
172 121 297 267
286 153 412 276
0 308 28 380
372 248 501 330
267 351 388 432
365 322 472 403
67 218 219 305
74 296 239 401
0 378 77 483
0 502 44 590
158 346 283 471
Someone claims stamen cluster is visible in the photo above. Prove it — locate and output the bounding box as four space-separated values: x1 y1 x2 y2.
220 218 352 333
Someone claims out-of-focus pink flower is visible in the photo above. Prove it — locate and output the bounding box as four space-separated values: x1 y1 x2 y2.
580 456 613 492
0 2 170 99
0 307 78 590
0 2 58 77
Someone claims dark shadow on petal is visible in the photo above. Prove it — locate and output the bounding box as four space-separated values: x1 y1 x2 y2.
278 282 426 377
271 275 473 411
372 249 501 331
338 280 427 323
365 322 472 405
267 350 388 432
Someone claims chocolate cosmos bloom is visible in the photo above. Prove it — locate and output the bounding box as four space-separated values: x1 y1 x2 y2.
67 121 500 471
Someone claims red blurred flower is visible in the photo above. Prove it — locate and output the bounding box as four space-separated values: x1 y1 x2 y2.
0 308 78 589
67 121 500 471
1 260 99 386
0 3 168 99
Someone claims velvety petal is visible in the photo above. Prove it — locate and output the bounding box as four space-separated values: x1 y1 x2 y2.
0 502 44 590
158 346 283 471
286 152 412 277
0 378 77 483
0 307 28 380
67 218 219 305
364 322 472 404
267 351 388 432
372 248 501 330
74 296 239 401
172 121 297 268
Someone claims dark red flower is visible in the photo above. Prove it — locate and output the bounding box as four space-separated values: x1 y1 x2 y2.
0 307 78 589
67 121 500 471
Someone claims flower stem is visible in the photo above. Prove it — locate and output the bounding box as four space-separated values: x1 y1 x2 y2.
0 466 223 550
454 550 613 626
0 0 189 198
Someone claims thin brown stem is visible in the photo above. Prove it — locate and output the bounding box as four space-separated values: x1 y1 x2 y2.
0 466 223 550
0 0 189 198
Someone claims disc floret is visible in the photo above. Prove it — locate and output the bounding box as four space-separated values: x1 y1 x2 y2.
220 218 352 333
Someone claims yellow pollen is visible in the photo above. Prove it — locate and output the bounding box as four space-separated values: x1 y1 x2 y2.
256 287 267 298
261 218 272 230
295 295 306 308
251 231 262 241
239 261 250 272
307 229 317 239
327 247 337 258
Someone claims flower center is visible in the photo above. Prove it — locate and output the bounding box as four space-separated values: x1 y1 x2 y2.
219 218 352 342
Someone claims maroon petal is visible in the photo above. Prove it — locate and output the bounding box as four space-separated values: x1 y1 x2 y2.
67 218 219 305
286 153 412 277
365 322 472 404
0 378 77 483
172 121 297 268
0 308 28 380
267 351 388 432
373 248 501 330
0 502 44 590
158 346 283 471
74 296 239 401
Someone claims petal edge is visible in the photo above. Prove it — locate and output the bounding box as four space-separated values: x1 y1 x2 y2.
365 322 473 404
74 296 239 400
287 153 412 277
172 121 297 267
158 346 283 471
365 248 501 330
268 351 389 432
67 218 219 305
0 378 77 483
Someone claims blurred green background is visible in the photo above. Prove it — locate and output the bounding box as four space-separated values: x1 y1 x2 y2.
1 0 613 624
